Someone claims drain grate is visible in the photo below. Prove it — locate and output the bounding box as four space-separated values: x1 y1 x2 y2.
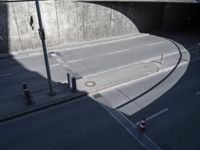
85 81 96 87
92 93 102 99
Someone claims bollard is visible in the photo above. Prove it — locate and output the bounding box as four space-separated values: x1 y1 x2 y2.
24 89 33 105
139 118 146 133
22 82 28 90
22 82 28 99
71 77 77 92
67 73 71 88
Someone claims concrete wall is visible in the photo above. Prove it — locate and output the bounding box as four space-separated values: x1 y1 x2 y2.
0 1 166 53
0 0 140 53
1 1 199 53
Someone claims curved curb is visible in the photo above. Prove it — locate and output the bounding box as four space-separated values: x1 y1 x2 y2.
116 39 183 109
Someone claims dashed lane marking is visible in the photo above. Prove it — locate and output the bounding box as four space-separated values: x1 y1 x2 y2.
106 49 130 55
195 91 200 95
50 63 59 67
191 57 200 63
67 59 82 64
0 73 13 78
148 41 163 46
135 108 169 126
92 94 162 150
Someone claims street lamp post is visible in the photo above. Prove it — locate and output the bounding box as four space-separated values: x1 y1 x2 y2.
35 0 54 96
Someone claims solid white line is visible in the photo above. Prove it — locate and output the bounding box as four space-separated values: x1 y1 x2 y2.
107 49 130 55
0 73 13 78
50 63 59 67
136 108 169 126
196 91 200 95
148 41 163 46
67 59 82 64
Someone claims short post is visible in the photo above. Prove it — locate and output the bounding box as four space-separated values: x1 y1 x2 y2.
22 82 28 90
22 82 28 98
139 118 146 133
67 73 71 88
71 77 77 92
160 53 164 64
24 89 33 105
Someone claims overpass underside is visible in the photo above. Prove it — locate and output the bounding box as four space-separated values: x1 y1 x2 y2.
77 0 200 3
0 0 199 53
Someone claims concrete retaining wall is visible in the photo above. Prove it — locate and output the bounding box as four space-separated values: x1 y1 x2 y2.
0 1 140 53
0 1 199 53
0 1 166 53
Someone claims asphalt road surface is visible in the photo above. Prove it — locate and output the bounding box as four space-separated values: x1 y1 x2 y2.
128 30 200 150
0 34 177 99
0 31 199 150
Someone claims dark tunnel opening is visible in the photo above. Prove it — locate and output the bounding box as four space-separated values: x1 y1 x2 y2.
89 2 200 33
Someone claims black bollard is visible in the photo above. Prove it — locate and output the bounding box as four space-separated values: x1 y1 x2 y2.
22 82 28 99
24 89 33 105
71 77 77 92
22 82 28 90
67 73 71 88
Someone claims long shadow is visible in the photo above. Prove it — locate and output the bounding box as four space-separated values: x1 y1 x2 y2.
0 1 87 120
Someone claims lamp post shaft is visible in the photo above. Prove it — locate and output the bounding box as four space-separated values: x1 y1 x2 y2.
35 0 54 95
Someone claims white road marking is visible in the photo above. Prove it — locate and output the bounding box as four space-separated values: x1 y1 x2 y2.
95 96 162 150
106 49 130 55
28 52 41 56
50 63 59 67
188 45 198 50
0 73 13 78
135 108 169 126
191 57 200 63
148 41 163 46
50 52 76 72
67 59 82 64
84 51 179 79
196 91 200 95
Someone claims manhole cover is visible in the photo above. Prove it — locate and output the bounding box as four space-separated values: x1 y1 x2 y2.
85 81 96 87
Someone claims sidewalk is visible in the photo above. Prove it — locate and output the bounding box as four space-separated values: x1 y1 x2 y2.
0 57 159 121
77 61 159 93
0 83 87 121
0 49 184 121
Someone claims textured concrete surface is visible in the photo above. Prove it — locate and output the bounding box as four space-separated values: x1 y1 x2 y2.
1 1 199 53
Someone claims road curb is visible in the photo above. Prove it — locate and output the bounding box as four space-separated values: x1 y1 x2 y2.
116 39 183 109
0 92 87 123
